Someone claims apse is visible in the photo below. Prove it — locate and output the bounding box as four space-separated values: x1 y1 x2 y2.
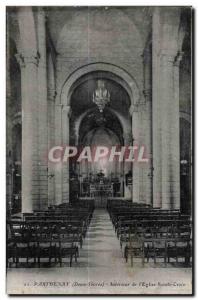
82 127 121 176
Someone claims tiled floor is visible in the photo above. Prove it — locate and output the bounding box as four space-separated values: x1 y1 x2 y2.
7 209 192 294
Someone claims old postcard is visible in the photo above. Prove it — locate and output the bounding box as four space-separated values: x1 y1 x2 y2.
6 6 193 295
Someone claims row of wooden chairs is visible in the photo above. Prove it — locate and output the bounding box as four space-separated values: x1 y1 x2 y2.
107 199 151 211
116 219 191 239
22 217 89 238
124 236 192 267
108 200 192 267
7 233 79 268
7 202 95 268
119 224 191 249
111 210 184 227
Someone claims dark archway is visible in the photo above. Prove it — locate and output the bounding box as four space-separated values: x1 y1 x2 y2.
68 75 131 203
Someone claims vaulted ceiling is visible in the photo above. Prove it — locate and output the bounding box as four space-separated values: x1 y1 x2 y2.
45 6 152 54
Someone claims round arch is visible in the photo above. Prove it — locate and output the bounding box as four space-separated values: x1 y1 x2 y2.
60 62 140 108
77 107 124 146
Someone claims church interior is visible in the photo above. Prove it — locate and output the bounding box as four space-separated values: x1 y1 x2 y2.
6 6 192 294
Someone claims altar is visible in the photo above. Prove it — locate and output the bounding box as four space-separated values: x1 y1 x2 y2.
79 170 122 207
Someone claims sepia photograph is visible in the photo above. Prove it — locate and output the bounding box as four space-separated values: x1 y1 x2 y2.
6 5 193 295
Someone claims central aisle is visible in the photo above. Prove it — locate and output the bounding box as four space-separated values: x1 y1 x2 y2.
78 208 125 268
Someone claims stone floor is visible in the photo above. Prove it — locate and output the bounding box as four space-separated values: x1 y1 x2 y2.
7 209 192 295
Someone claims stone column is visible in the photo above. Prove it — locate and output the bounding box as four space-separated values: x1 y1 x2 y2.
142 89 153 206
37 8 48 210
137 104 146 204
132 104 140 203
62 105 71 203
171 53 183 209
47 88 56 206
16 52 39 213
47 52 56 207
152 8 162 208
161 52 181 209
124 128 132 200
152 7 182 209
54 104 63 205
161 53 172 209
141 46 153 206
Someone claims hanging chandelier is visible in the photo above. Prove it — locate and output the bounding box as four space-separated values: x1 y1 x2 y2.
92 80 110 113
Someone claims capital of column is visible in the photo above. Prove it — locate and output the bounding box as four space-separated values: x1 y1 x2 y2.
174 51 184 67
129 105 134 116
159 50 178 66
48 88 57 102
129 103 142 115
132 103 140 113
15 51 40 68
62 105 72 118
143 88 152 100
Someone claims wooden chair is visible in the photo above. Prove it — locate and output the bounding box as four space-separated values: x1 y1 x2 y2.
144 239 167 265
167 238 191 265
57 239 78 267
36 233 57 267
15 240 37 267
124 233 144 267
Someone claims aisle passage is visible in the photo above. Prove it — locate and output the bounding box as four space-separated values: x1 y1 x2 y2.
78 209 126 268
